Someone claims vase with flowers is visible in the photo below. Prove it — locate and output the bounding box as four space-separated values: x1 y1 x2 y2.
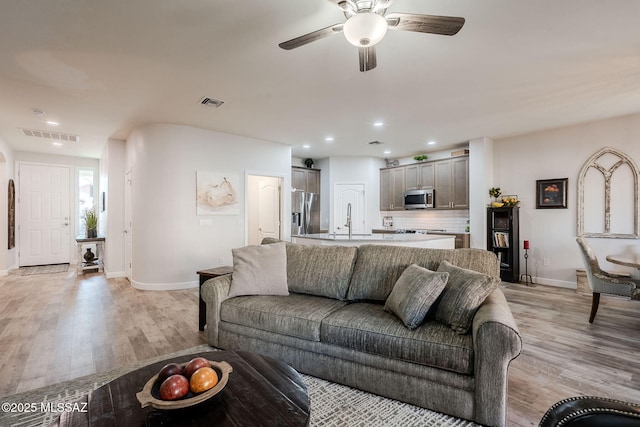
489 187 503 207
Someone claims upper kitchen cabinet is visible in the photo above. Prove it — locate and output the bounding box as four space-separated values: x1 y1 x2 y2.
292 167 320 193
380 167 405 211
434 156 469 209
405 162 435 190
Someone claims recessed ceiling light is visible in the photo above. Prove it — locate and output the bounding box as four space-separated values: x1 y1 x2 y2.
325 136 334 142
46 120 59 126
383 150 391 154
373 121 384 127
52 142 63 146
427 140 436 145
303 144 310 149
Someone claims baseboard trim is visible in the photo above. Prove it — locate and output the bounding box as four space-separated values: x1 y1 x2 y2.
530 276 576 289
130 279 198 291
105 270 127 279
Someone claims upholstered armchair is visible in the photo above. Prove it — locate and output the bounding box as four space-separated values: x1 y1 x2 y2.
540 396 640 426
576 237 640 323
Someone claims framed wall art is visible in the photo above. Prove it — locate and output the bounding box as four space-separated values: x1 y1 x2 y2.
196 171 239 215
536 178 568 209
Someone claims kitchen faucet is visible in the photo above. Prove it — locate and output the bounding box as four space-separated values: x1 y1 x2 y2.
345 203 352 240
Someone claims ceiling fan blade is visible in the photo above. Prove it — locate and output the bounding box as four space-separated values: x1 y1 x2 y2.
386 13 465 36
359 46 377 72
279 23 344 50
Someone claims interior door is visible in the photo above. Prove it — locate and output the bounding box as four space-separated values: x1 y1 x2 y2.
125 170 132 280
248 175 281 245
334 184 365 235
19 163 71 266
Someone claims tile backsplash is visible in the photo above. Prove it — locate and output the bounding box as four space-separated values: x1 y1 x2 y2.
378 210 470 233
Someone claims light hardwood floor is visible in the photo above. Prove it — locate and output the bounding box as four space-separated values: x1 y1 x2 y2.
0 269 639 426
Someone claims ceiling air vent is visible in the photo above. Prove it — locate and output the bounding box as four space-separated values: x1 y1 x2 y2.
21 128 79 143
368 140 383 145
200 97 224 108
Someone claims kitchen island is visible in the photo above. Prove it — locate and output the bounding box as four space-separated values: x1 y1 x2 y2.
291 233 455 249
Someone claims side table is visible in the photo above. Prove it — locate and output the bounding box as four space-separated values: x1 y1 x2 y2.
197 266 233 331
75 236 105 274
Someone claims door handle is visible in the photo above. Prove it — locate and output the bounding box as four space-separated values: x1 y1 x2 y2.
63 223 69 226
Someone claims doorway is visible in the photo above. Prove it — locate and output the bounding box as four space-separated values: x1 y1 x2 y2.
18 163 71 266
333 184 365 235
247 175 282 245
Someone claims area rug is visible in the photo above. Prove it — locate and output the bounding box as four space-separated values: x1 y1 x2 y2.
20 264 69 276
0 345 478 427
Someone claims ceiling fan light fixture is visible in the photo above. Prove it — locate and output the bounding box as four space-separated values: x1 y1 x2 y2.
343 13 388 47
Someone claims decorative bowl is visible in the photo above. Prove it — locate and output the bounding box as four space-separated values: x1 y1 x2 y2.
491 202 504 208
136 360 233 410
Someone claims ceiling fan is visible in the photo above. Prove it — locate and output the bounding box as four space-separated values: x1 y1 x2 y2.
279 0 465 72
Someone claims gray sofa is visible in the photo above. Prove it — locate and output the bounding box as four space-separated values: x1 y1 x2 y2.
201 240 522 426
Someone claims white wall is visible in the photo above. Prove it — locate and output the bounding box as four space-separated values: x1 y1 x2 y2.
126 123 291 290
100 139 126 277
493 113 640 287
0 137 15 274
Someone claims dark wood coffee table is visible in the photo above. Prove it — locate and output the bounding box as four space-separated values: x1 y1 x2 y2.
52 351 310 427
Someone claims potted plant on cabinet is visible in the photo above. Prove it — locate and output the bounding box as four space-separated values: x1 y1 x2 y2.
83 207 98 238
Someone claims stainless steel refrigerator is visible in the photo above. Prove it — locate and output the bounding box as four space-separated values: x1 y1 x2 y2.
291 192 320 235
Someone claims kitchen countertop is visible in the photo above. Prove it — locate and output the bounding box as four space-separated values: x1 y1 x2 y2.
293 233 455 242
291 233 456 249
372 228 470 235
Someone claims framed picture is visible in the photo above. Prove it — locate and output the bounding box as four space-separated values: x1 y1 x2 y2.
196 171 239 215
536 178 568 209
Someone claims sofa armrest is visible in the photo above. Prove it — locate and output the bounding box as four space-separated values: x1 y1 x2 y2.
200 275 232 347
471 288 523 427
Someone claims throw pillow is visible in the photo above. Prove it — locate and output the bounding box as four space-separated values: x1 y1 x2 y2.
384 264 450 330
228 242 289 297
435 260 501 334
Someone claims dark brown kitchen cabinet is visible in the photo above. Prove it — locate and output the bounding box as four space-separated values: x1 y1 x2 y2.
292 167 320 193
434 156 469 209
380 167 405 211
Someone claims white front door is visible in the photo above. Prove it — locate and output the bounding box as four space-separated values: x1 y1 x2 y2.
334 184 365 235
19 163 71 266
248 175 281 245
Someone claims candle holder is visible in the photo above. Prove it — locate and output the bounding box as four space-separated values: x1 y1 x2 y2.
520 240 534 286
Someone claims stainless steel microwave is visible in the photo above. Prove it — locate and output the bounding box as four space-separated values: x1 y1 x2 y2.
404 189 435 209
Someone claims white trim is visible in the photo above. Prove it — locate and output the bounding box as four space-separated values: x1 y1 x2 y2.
105 270 127 279
531 276 576 289
130 279 198 291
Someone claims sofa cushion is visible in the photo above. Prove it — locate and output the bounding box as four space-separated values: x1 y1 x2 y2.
220 293 347 341
435 261 501 334
321 302 474 375
284 244 358 300
347 245 457 302
384 264 449 330
229 242 289 297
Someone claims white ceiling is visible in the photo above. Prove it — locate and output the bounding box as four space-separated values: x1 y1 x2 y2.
1 1 640 160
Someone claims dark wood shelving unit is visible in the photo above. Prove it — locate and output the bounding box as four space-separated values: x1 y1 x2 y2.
487 206 520 282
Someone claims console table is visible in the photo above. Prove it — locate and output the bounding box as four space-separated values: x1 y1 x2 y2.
197 266 233 331
75 236 105 274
